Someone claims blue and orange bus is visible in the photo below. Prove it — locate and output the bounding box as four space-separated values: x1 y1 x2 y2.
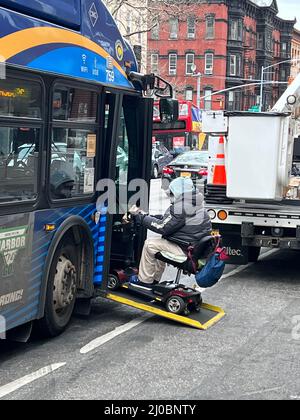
0 0 168 340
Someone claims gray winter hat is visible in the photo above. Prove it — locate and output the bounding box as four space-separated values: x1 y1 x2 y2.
169 177 195 200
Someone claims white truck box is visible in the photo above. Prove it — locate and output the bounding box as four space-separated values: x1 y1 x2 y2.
226 113 292 201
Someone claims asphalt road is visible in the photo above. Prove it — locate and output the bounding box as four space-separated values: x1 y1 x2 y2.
1 180 300 400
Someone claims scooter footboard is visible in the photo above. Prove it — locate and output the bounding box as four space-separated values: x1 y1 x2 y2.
105 290 225 330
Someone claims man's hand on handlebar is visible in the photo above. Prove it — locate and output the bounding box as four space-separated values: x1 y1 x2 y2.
128 205 147 216
122 206 147 225
122 213 132 224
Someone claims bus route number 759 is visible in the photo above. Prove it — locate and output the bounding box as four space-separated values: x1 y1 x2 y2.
106 69 115 83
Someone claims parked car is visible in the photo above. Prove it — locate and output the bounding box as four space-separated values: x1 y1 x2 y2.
152 144 173 179
161 150 209 192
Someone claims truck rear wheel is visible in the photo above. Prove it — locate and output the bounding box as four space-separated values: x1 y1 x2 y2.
248 246 261 263
37 240 78 337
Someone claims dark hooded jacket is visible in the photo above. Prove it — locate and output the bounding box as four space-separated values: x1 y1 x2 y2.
141 191 212 250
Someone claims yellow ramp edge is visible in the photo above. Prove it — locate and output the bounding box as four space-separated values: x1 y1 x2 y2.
106 293 225 330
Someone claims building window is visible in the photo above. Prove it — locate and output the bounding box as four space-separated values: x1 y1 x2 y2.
126 13 132 35
228 91 234 110
282 42 287 51
186 53 195 75
169 53 177 75
266 32 272 52
281 68 287 81
204 89 212 110
229 19 243 41
205 53 214 75
151 54 159 73
187 16 196 39
227 90 241 111
229 54 241 76
206 16 215 39
170 17 178 39
257 33 264 49
252 32 257 49
151 18 159 40
185 88 193 101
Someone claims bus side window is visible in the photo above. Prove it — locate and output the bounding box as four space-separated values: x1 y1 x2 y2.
50 86 99 200
0 77 42 204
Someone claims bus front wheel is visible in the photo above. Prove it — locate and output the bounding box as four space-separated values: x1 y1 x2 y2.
38 240 78 337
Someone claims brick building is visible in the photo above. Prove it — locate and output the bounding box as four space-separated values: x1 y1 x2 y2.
291 28 300 80
148 0 295 111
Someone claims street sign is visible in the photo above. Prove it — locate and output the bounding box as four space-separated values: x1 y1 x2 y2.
248 105 260 113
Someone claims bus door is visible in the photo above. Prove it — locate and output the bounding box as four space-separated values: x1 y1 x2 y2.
99 92 153 288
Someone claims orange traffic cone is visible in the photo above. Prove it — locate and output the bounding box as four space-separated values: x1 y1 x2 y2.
206 136 232 204
212 136 227 186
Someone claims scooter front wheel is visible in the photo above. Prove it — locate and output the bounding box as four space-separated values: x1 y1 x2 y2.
107 274 121 291
166 296 186 315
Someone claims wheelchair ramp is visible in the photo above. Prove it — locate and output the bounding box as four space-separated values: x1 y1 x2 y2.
105 290 225 330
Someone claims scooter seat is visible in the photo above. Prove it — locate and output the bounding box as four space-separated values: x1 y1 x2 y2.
159 251 187 264
155 236 217 274
155 251 187 269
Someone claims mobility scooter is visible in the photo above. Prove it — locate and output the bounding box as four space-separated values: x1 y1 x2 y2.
107 218 217 316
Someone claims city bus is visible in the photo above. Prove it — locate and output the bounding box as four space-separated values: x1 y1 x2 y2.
152 100 207 155
0 0 171 340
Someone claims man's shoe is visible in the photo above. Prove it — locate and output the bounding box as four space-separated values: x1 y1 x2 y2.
128 275 140 284
128 275 156 288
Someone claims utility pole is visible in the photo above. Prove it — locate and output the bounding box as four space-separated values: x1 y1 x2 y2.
259 65 264 112
191 65 202 109
197 72 202 110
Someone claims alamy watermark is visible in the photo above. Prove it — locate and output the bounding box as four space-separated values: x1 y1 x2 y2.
96 178 205 221
0 315 6 340
0 56 6 80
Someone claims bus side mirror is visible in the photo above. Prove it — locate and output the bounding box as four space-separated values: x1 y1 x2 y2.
159 99 179 123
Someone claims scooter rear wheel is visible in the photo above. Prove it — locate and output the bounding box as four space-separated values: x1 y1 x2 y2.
166 296 186 315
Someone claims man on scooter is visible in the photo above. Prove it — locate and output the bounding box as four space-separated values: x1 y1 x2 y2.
129 177 212 287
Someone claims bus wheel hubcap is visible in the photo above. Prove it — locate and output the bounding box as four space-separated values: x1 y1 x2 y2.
53 255 77 311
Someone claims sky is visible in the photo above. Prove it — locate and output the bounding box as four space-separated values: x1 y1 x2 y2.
277 0 300 28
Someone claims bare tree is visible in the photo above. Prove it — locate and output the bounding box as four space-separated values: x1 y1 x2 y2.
103 0 207 39
102 0 207 73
